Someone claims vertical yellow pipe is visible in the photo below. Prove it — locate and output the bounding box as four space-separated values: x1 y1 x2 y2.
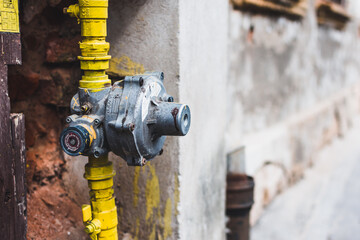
64 1 118 239
83 155 118 240
65 0 111 91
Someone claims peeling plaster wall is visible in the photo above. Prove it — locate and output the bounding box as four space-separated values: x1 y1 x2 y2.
228 0 360 224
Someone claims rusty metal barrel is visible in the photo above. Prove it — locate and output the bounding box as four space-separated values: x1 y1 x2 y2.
226 174 255 240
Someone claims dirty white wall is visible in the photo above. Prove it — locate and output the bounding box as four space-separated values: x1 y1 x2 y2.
178 1 229 240
228 0 360 224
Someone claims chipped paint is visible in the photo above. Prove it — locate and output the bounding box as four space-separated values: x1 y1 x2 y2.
174 174 180 216
72 96 79 110
145 164 160 221
163 198 172 239
133 167 141 207
133 218 140 240
108 56 145 77
149 224 156 240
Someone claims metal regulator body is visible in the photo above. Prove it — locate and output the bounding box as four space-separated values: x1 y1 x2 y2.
60 72 191 166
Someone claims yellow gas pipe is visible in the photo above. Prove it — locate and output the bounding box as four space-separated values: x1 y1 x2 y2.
83 155 117 240
64 1 118 239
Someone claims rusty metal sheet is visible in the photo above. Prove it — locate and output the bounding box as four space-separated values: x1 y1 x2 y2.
226 174 255 240
232 0 308 19
316 0 350 30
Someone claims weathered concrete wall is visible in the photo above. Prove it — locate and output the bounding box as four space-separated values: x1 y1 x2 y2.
228 0 360 225
178 1 229 240
109 2 180 239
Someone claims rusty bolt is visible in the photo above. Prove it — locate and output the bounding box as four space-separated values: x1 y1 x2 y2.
81 103 92 113
81 105 88 113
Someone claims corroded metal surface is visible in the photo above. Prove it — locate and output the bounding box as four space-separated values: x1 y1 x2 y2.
316 0 350 30
226 174 254 240
232 0 308 19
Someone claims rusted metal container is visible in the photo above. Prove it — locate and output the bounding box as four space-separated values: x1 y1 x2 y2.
226 174 254 240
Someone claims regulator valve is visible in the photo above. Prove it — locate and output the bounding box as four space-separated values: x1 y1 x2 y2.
60 72 191 166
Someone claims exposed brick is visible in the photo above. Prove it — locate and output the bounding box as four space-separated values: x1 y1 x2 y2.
45 35 80 63
23 0 48 24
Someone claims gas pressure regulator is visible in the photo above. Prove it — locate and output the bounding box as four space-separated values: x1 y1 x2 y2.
60 72 191 166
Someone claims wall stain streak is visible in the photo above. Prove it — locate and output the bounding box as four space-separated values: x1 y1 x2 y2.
149 224 156 240
163 198 173 239
145 164 160 221
174 174 180 216
134 218 140 240
108 55 145 77
133 167 141 207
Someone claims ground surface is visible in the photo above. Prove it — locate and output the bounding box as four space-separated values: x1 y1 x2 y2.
251 119 360 240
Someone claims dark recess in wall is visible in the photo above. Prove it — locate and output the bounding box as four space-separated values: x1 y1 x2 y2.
8 0 87 239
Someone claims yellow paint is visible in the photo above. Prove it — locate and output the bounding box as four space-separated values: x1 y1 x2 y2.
157 232 164 240
82 204 92 222
149 224 156 240
163 198 172 239
133 218 140 240
145 164 160 221
65 1 118 238
108 56 145 77
79 123 97 146
133 167 141 207
84 155 118 240
82 115 95 121
174 174 180 216
72 96 80 110
0 0 20 33
65 0 111 92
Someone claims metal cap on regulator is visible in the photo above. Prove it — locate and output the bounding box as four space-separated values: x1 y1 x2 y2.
176 104 191 136
150 102 191 137
60 126 92 156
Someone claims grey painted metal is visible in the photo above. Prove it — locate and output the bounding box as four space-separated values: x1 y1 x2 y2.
60 72 191 166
